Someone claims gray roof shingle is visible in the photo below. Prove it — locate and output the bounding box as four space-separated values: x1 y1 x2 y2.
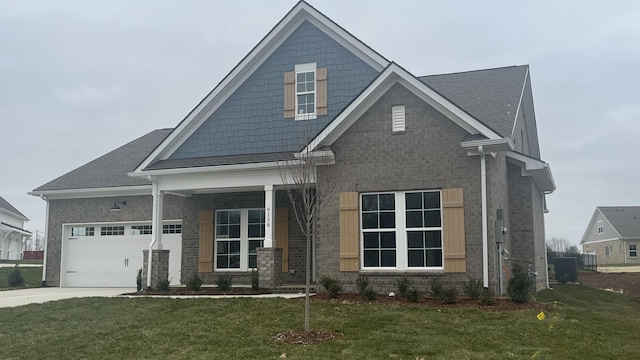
420 65 528 138
33 129 172 192
599 206 640 238
0 196 27 219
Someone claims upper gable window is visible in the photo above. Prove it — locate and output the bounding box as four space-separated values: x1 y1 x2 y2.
597 220 603 234
284 64 327 120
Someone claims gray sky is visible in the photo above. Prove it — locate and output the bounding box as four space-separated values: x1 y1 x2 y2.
1 0 639 246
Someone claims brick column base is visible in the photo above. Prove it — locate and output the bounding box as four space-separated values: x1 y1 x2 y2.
142 249 170 289
257 247 283 289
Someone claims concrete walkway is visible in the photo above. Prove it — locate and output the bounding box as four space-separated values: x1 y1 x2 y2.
0 287 131 308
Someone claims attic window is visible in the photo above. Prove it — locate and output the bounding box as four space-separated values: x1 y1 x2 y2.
597 220 603 234
392 105 405 132
284 64 328 120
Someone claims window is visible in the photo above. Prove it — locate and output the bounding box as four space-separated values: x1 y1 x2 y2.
101 226 124 236
361 190 443 270
295 63 316 120
71 227 94 237
597 220 603 234
215 209 265 270
131 225 152 235
392 105 405 132
163 224 182 234
630 244 638 258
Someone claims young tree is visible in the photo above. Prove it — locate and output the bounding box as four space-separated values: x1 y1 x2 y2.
278 147 335 331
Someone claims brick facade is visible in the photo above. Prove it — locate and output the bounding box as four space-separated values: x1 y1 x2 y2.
142 249 170 289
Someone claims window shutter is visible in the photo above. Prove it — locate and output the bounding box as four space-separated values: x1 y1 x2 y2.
339 192 359 271
275 207 289 272
284 71 295 118
442 188 466 273
198 209 214 272
392 105 405 132
316 68 328 116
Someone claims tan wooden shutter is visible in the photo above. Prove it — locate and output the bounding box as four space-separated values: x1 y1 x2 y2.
316 68 328 116
339 192 359 271
284 71 295 118
442 188 466 273
275 207 289 272
198 210 214 272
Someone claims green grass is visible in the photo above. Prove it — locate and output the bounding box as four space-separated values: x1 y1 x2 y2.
0 285 638 359
0 266 42 289
0 259 43 265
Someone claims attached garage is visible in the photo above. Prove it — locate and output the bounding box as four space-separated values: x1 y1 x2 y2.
60 221 182 287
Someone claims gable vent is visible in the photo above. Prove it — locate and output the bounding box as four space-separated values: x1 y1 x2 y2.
392 105 405 132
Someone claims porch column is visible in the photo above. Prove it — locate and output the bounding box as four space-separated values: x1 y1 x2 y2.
264 184 276 248
147 182 164 288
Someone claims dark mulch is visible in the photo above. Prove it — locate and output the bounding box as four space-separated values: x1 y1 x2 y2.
125 287 271 296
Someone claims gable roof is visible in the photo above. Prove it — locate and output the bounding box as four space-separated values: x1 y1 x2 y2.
0 196 28 220
599 206 640 238
31 129 171 192
133 0 389 174
419 65 529 139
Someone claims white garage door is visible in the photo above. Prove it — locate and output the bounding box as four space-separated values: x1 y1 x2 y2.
62 222 182 287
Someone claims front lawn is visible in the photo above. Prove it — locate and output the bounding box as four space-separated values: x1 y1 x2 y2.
0 266 42 290
0 284 638 359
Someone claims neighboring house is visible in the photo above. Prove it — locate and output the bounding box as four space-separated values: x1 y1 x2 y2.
581 207 640 265
0 196 31 260
29 1 555 292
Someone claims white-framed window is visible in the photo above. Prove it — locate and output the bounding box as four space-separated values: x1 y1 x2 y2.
101 226 124 236
215 209 265 270
361 190 443 270
295 63 316 120
131 225 152 235
630 244 638 258
597 220 603 234
163 224 182 234
71 227 94 237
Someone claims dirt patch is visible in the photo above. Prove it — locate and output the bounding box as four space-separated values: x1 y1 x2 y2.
274 329 343 345
577 271 640 301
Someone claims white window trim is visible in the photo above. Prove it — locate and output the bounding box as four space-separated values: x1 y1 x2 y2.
214 208 265 271
629 244 638 258
360 190 444 271
294 62 317 121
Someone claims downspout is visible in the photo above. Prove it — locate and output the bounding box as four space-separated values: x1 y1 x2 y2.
40 195 49 286
146 179 162 288
479 145 489 288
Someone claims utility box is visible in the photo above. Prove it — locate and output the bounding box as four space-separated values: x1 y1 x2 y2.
554 257 578 283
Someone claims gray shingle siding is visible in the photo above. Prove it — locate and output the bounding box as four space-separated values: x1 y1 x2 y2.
169 20 379 159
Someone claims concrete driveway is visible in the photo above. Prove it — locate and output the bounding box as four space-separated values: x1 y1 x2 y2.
0 287 132 308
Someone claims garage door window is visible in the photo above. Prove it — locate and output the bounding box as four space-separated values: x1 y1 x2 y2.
131 225 152 235
71 227 94 237
101 226 124 236
215 209 264 270
163 224 182 234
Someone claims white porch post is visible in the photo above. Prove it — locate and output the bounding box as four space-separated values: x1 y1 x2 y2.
147 182 164 288
264 184 276 248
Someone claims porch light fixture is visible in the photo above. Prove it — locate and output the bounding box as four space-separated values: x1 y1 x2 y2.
109 199 127 212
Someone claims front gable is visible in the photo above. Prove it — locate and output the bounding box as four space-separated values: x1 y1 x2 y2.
581 208 621 244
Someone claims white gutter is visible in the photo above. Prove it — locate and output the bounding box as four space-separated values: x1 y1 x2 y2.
40 195 49 286
479 145 489 288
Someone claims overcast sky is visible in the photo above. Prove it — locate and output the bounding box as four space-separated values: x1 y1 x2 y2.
1 1 638 246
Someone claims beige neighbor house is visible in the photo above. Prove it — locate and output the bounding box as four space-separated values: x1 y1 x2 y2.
30 1 555 294
581 206 640 265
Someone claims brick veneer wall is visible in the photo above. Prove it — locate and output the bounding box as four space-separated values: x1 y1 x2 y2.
44 195 184 287
142 249 170 289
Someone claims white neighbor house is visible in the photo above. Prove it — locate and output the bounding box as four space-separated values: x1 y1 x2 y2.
0 196 31 260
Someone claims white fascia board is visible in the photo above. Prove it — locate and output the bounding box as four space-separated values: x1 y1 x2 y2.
132 3 389 175
581 237 622 245
461 138 515 155
156 167 289 193
506 151 556 193
130 161 283 178
0 207 29 222
27 185 152 200
303 63 501 152
0 223 32 236
510 67 529 137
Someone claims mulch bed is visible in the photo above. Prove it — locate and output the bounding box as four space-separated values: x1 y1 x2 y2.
125 287 271 296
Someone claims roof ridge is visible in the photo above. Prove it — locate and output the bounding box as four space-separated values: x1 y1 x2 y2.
418 64 528 78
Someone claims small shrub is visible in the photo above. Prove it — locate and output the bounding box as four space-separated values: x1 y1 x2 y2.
442 287 459 304
480 287 495 306
429 277 444 297
136 269 143 292
396 275 411 298
406 287 421 303
507 263 533 303
251 269 259 290
156 279 170 292
7 265 24 287
216 275 233 291
356 274 369 294
363 287 377 300
319 276 342 299
186 273 202 291
463 278 482 300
